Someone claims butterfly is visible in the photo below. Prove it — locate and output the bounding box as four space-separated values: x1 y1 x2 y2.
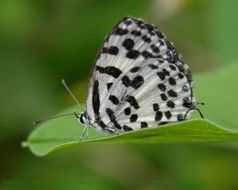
71 17 202 136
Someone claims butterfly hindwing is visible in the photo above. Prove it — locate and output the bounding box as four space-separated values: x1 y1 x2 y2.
95 58 194 132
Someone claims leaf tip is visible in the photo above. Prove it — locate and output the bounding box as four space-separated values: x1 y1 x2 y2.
21 141 28 148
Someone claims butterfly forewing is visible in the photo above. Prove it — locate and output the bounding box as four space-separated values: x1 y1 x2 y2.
85 17 195 134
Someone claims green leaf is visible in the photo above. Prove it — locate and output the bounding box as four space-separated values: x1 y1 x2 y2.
25 119 238 156
194 62 238 131
24 62 238 156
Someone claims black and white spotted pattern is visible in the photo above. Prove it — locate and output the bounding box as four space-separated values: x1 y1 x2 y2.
79 17 196 134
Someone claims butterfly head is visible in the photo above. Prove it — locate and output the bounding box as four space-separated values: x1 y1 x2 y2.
75 111 89 124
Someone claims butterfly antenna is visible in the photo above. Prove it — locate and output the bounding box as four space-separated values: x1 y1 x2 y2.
194 108 204 119
34 112 78 125
34 80 81 125
184 102 205 119
194 102 205 119
61 79 81 107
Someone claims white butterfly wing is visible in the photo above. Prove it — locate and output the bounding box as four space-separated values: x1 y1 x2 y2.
85 17 194 133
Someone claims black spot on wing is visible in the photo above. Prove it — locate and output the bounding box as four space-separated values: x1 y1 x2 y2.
167 100 175 108
107 83 113 90
131 30 141 36
136 20 146 29
183 97 192 108
155 111 163 121
169 64 177 71
121 76 130 87
130 67 141 73
92 80 100 118
162 68 170 76
102 46 119 55
131 76 144 89
148 64 158 70
106 108 116 121
153 103 160 112
165 111 172 119
108 46 119 55
168 89 177 98
182 85 189 92
141 50 152 58
177 114 185 121
157 83 166 92
125 95 139 109
122 38 134 50
150 44 160 53
109 95 119 105
96 66 122 78
124 19 132 25
123 125 133 131
97 120 107 129
106 108 121 129
130 114 138 122
113 27 128 35
124 107 131 115
126 50 140 59
121 75 144 89
159 39 165 46
178 73 184 79
157 72 166 80
168 77 176 86
160 93 168 101
142 35 151 43
141 122 148 128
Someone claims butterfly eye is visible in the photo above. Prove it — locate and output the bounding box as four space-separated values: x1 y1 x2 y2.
79 112 86 124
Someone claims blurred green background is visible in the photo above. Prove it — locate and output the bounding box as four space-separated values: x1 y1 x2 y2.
1 0 238 189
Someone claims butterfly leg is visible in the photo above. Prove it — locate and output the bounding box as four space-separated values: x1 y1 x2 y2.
78 124 89 142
